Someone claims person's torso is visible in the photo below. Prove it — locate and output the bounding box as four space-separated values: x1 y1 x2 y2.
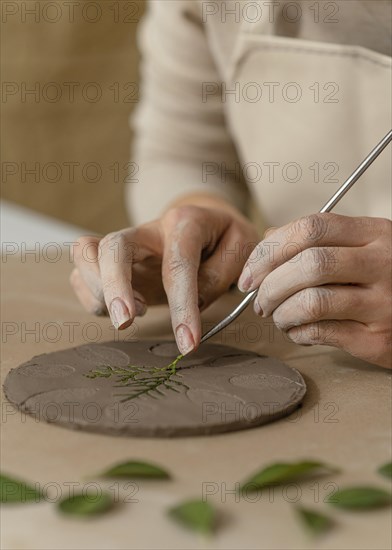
200 0 392 225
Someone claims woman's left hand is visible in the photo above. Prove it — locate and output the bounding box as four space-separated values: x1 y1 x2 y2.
238 213 391 368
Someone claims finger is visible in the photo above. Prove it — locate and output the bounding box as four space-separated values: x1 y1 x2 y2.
271 285 376 331
285 320 366 351
70 268 107 316
161 220 202 355
287 320 392 366
74 235 147 321
197 225 252 309
238 214 380 292
70 267 147 319
73 236 105 303
255 246 379 317
98 227 157 329
285 319 392 366
161 207 230 355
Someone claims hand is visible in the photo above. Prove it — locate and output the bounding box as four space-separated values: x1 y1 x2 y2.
238 213 392 368
70 194 259 355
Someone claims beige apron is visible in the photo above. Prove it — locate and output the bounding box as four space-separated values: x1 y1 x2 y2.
225 9 391 226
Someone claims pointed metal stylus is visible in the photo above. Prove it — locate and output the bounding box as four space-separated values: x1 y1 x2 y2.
200 128 392 345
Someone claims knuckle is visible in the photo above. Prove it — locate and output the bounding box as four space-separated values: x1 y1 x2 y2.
298 324 323 345
99 230 126 251
165 257 190 278
164 205 199 227
259 278 275 303
272 308 290 331
250 238 278 268
300 247 338 279
297 214 329 243
302 287 332 320
167 257 185 275
246 242 263 266
170 302 189 317
299 248 319 278
99 230 137 263
291 320 340 346
304 325 323 345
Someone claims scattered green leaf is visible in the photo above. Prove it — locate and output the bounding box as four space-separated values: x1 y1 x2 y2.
327 487 392 510
240 461 338 492
168 499 216 535
58 491 113 517
295 506 334 536
97 460 170 479
378 462 392 479
0 473 42 503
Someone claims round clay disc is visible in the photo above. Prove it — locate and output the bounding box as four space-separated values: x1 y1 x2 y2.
3 341 306 437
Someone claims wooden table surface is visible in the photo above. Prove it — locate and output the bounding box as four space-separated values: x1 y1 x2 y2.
1 250 391 550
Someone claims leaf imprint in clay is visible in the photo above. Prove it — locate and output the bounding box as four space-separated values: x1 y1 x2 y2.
3 341 307 437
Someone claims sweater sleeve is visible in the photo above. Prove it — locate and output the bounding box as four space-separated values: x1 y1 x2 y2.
126 0 248 225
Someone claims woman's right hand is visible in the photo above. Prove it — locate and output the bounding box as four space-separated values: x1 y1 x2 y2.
70 194 259 355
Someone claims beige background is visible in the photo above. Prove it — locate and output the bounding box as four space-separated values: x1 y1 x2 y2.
1 0 145 234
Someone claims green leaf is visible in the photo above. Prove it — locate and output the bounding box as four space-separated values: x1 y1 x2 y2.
98 460 170 479
58 491 113 517
378 462 392 479
168 500 216 535
241 461 338 492
295 506 334 536
0 473 42 503
327 487 392 510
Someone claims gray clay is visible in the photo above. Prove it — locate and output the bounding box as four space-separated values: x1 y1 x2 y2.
3 341 306 437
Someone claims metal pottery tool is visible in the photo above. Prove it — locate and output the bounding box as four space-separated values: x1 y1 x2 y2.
200 128 392 345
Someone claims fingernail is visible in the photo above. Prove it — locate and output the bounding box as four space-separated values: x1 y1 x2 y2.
176 324 195 355
254 300 263 316
238 266 252 292
134 298 147 317
110 298 131 329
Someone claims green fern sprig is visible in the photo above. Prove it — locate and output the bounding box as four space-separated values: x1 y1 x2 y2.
84 354 188 402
